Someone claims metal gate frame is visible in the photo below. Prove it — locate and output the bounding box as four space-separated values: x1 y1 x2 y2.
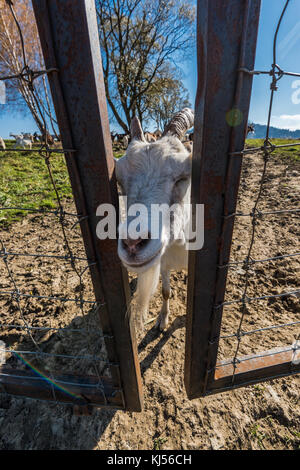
0 0 142 411
185 0 300 399
32 0 143 411
1 0 298 409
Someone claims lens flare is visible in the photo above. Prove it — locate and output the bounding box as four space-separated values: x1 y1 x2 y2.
226 108 243 127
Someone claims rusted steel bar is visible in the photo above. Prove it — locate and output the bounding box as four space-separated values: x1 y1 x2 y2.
32 0 143 411
185 0 261 399
0 368 124 407
205 346 300 395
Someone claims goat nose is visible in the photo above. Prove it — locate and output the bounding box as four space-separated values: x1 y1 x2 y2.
122 234 150 254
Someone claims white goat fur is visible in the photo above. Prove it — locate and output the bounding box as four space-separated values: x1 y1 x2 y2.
116 132 192 330
0 137 5 149
10 133 32 150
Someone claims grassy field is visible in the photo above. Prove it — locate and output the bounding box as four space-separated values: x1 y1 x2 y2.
0 138 299 227
246 138 300 160
0 140 72 226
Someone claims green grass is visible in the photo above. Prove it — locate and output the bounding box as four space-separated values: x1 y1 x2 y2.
0 140 72 227
153 436 168 450
248 423 267 449
246 138 300 161
114 149 125 159
0 140 125 227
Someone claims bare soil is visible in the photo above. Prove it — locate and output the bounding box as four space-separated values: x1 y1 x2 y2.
0 151 299 450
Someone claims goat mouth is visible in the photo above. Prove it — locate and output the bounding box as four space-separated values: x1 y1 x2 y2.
121 247 162 269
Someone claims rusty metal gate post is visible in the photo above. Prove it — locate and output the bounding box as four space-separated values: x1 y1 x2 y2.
185 0 261 399
32 0 143 411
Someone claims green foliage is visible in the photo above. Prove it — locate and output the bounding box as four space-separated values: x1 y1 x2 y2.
144 65 191 130
97 0 195 131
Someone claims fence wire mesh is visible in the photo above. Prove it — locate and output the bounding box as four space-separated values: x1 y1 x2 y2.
0 0 124 408
1 0 299 406
211 0 300 385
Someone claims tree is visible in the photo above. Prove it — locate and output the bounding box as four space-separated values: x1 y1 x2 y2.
96 0 195 133
0 0 57 135
143 66 191 131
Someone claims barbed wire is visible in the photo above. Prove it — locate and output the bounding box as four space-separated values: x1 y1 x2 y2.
218 251 300 269
1 0 299 402
0 0 120 407
223 208 300 218
0 289 100 305
219 320 300 341
0 346 117 363
230 141 300 156
0 249 91 262
0 67 59 83
0 322 114 338
214 289 300 309
211 0 299 383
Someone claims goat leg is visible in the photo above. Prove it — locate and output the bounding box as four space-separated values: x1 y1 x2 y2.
156 269 170 331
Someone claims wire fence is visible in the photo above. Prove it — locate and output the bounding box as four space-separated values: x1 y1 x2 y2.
212 0 300 383
1 0 299 407
0 0 125 408
185 0 300 398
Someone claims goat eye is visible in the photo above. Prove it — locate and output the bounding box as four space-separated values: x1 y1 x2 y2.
174 177 188 186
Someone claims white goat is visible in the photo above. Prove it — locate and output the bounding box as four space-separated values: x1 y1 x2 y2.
10 132 22 140
0 137 5 150
20 138 32 150
10 133 32 150
115 108 194 330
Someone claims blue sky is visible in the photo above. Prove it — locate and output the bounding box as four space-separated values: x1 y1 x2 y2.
249 0 300 130
1 0 300 137
182 0 300 131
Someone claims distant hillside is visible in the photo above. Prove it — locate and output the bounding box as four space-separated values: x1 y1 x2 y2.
248 123 300 139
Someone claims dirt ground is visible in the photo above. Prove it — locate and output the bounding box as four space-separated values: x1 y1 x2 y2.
0 151 299 450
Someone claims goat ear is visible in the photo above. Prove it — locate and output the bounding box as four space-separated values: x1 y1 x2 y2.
114 155 125 183
130 116 146 142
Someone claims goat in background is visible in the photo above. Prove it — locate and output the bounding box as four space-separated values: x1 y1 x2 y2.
0 137 6 150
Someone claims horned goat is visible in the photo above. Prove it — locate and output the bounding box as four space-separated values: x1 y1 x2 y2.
10 133 32 150
115 108 194 330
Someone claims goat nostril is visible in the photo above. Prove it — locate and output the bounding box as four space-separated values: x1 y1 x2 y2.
122 233 151 254
138 238 149 249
